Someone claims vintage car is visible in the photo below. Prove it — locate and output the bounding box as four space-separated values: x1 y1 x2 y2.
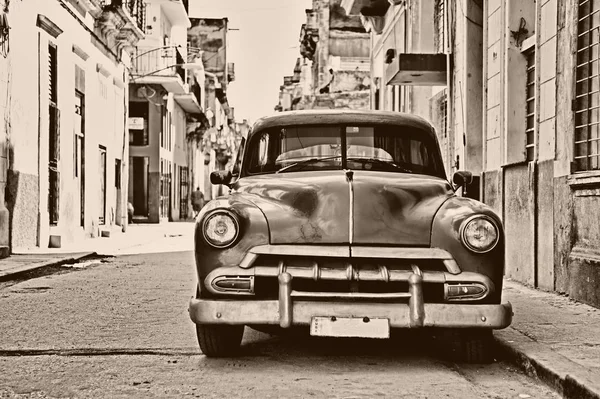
188 110 512 362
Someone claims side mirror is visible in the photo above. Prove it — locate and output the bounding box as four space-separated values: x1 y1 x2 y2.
210 170 233 186
452 170 473 188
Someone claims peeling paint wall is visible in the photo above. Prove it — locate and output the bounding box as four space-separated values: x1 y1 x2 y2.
3 0 130 250
481 0 600 308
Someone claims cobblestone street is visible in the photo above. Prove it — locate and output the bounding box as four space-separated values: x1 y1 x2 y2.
0 243 560 398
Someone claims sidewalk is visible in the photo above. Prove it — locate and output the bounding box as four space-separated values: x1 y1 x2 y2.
0 222 196 278
0 232 598 397
497 279 600 399
12 221 196 256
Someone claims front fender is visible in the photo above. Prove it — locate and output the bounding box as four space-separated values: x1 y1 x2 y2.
431 197 505 303
194 194 269 293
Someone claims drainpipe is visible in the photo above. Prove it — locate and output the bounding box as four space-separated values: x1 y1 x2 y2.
445 0 454 177
120 60 130 232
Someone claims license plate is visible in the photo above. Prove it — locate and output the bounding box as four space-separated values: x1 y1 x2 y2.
310 316 390 339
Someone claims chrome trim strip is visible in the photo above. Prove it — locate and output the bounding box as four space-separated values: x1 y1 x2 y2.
290 291 411 300
443 282 490 302
210 276 255 295
346 169 354 245
204 266 494 288
442 259 461 275
408 273 424 327
410 264 423 277
239 253 258 269
312 261 320 281
241 246 461 274
277 260 285 275
345 263 353 281
249 245 351 258
247 244 458 264
278 273 293 328
379 265 390 282
189 298 514 329
351 246 455 260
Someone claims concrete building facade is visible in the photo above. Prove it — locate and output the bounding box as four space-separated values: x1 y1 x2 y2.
127 0 202 223
276 0 372 112
343 0 600 308
0 0 144 252
186 17 242 202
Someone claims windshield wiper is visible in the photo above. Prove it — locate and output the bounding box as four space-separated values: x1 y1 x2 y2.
276 155 342 173
347 157 413 173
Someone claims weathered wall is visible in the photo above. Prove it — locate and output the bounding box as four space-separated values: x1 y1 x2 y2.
503 164 535 284
3 0 128 249
481 0 600 308
328 31 369 58
0 5 11 255
295 90 370 110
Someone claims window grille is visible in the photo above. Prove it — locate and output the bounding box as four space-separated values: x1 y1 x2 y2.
435 0 445 53
525 49 536 162
179 167 189 219
49 43 60 225
575 0 600 171
440 90 448 138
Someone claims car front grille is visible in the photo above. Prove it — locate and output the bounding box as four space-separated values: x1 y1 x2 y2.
248 254 447 302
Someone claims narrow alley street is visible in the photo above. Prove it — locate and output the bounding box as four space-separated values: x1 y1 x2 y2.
0 224 559 399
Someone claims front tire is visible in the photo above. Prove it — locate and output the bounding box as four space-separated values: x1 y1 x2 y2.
436 328 494 364
196 324 244 357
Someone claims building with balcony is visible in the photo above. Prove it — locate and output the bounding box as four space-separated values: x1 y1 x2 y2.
343 0 600 309
275 0 371 112
127 0 203 223
186 17 241 202
0 0 144 253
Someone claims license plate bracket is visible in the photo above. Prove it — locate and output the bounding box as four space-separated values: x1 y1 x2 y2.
310 316 390 339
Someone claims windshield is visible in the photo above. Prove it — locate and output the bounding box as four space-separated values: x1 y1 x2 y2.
244 125 445 178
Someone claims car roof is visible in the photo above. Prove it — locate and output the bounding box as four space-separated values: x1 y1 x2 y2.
249 109 437 140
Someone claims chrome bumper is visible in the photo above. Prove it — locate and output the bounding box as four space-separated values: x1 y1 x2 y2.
189 272 513 329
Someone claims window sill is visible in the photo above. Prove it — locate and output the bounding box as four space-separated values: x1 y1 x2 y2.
567 170 600 188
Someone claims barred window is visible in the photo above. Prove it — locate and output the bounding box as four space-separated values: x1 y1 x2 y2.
575 0 600 171
435 0 445 53
525 49 535 162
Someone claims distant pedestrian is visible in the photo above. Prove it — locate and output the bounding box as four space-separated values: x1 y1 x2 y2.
191 187 204 217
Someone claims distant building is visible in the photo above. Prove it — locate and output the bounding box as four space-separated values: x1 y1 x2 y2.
275 0 371 112
127 0 202 223
186 17 242 201
0 0 144 252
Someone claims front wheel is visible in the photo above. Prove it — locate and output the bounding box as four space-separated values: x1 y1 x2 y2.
196 324 244 357
437 328 494 364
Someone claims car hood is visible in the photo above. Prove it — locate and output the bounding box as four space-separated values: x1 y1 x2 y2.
234 171 453 246
351 171 453 246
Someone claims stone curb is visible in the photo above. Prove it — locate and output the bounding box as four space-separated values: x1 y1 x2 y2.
495 328 600 399
0 252 97 279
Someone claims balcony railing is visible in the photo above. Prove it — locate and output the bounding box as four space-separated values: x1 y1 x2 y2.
132 46 185 82
100 0 146 33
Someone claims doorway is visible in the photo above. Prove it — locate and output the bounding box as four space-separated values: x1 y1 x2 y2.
98 146 106 225
131 156 149 217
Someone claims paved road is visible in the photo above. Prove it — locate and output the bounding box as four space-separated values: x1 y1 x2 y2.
0 250 559 398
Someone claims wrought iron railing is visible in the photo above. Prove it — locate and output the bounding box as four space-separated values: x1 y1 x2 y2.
132 46 185 82
100 0 146 33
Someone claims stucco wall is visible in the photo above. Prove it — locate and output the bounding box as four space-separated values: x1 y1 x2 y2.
4 0 128 249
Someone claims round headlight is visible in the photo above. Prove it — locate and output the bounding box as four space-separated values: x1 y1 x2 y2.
460 216 499 253
202 210 239 248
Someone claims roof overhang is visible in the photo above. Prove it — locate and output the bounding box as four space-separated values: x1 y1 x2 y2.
174 93 202 114
160 0 191 27
385 53 448 86
132 74 187 94
340 0 390 17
